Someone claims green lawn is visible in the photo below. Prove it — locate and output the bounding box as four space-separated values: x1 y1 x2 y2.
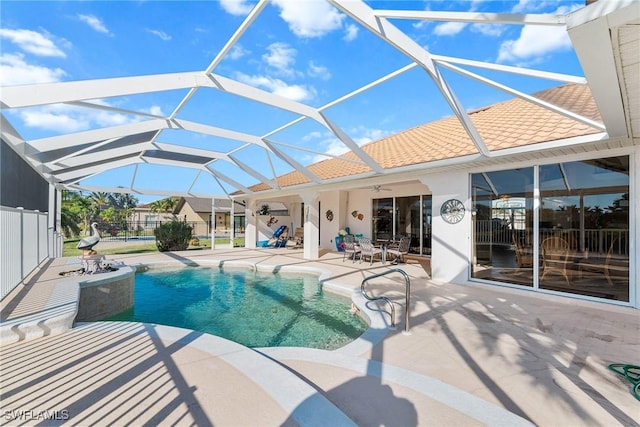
63 238 245 257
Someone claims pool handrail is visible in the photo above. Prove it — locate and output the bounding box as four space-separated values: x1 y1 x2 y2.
360 268 410 333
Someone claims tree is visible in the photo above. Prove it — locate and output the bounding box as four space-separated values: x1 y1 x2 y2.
109 193 138 210
150 197 178 218
89 192 110 219
61 191 92 237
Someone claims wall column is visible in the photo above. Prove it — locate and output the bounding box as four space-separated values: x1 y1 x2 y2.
302 192 319 260
245 200 257 249
420 173 470 284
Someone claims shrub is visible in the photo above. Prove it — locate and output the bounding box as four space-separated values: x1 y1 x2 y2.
154 221 193 252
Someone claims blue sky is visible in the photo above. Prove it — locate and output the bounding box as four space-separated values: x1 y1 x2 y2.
1 0 585 203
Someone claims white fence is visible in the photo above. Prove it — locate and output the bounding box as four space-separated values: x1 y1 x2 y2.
1 206 62 300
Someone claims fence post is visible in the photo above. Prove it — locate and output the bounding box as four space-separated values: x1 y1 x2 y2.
35 210 40 262
17 207 24 281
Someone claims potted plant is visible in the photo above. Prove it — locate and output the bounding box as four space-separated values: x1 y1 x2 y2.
258 204 271 215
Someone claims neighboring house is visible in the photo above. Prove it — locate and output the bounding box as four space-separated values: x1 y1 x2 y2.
130 202 174 226
131 197 246 237
174 197 236 236
174 197 245 236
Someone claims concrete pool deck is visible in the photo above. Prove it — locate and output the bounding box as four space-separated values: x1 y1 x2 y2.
1 248 638 426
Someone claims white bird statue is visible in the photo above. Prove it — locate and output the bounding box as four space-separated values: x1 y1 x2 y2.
77 222 101 250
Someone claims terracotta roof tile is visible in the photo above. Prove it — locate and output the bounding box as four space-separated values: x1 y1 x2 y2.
246 83 602 192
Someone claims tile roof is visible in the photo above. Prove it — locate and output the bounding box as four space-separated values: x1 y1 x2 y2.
248 83 602 192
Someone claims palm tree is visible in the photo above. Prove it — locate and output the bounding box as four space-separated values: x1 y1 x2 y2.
150 197 178 218
61 191 92 237
109 193 139 210
61 200 81 238
89 192 110 217
161 197 178 214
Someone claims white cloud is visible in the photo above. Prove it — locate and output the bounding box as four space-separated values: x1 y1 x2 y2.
0 53 66 85
147 105 165 116
511 0 558 13
497 4 582 63
0 28 66 57
229 44 249 60
219 0 254 16
234 72 315 102
263 42 297 76
77 14 110 34
146 29 171 41
307 61 331 80
307 126 394 163
497 25 571 63
471 23 504 37
18 103 130 133
433 21 467 36
350 125 393 146
343 24 358 42
20 108 90 133
272 0 344 38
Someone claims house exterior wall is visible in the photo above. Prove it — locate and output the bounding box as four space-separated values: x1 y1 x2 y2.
1 140 48 211
130 209 173 224
318 191 343 249
422 172 471 284
317 182 430 251
177 203 206 223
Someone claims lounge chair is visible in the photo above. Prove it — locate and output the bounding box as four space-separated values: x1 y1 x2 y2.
267 225 288 247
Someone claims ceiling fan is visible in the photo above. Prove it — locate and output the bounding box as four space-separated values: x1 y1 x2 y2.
372 185 392 192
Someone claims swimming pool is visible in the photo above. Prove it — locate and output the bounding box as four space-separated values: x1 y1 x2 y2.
108 265 368 350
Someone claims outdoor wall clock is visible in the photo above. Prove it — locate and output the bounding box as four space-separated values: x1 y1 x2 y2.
440 199 465 224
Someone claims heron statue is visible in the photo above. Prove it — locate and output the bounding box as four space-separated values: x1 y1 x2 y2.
77 222 101 250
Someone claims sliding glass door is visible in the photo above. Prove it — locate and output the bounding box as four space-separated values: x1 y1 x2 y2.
471 155 630 302
539 156 629 301
372 195 432 255
471 168 534 286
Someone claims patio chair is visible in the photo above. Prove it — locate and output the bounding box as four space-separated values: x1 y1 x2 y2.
358 237 383 265
342 234 361 262
541 236 572 285
286 227 304 249
387 236 410 264
579 239 629 286
513 235 533 271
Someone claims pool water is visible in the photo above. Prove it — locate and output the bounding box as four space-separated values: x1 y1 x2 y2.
108 266 367 350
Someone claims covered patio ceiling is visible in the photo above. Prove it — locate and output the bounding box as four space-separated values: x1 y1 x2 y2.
1 0 638 201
